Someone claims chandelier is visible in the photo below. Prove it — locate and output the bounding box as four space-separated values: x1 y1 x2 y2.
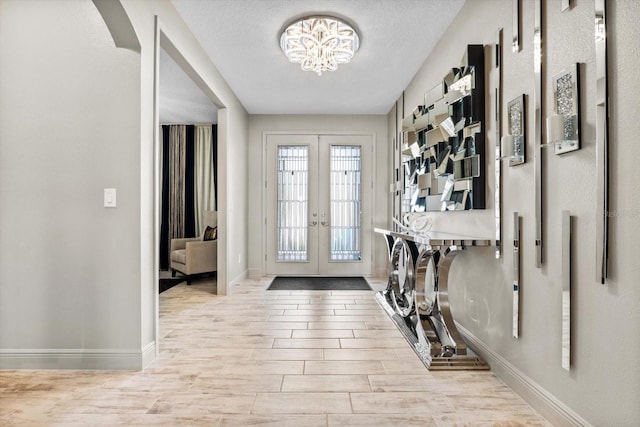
280 15 360 76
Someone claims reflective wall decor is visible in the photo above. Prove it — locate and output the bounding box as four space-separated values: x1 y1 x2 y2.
512 212 521 339
595 0 610 285
534 0 544 267
401 45 485 212
546 64 581 154
495 29 503 259
502 95 526 166
561 211 572 370
512 0 521 53
393 96 405 230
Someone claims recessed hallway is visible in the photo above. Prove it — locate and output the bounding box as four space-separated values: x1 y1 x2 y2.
0 278 550 426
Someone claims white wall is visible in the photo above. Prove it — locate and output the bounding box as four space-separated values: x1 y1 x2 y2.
248 115 389 278
394 0 640 425
0 0 249 368
218 107 249 291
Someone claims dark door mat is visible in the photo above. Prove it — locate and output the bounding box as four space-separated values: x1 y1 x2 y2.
267 276 371 291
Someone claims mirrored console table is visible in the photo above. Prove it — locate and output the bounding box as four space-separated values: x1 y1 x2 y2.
375 228 493 370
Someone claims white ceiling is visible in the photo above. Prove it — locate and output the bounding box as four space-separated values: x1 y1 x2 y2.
160 0 465 122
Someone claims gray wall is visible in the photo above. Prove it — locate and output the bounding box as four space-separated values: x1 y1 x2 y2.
0 0 249 368
393 0 640 425
247 115 389 278
0 0 143 367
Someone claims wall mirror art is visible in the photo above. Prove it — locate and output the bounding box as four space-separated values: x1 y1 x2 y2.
512 0 521 52
534 0 543 266
400 45 485 213
595 0 610 284
495 29 503 259
561 210 573 370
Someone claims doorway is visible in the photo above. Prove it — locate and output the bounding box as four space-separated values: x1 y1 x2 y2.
265 134 373 276
157 43 219 287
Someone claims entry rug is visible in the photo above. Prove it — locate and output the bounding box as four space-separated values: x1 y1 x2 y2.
267 276 371 291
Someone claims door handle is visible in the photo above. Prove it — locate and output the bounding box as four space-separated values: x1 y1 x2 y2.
320 212 329 226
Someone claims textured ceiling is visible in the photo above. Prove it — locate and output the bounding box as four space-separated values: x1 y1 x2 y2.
161 0 465 121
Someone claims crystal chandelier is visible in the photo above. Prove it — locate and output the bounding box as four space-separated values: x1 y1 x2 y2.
280 16 360 76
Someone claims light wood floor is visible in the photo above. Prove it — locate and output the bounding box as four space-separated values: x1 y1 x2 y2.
0 277 550 426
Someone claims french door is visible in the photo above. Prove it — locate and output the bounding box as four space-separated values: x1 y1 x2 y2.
265 134 372 276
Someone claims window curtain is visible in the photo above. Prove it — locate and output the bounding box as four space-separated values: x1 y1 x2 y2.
168 125 186 243
212 124 218 210
194 125 216 235
160 124 217 270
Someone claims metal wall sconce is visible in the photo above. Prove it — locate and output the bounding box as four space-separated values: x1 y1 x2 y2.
501 95 526 166
545 64 581 154
501 136 524 162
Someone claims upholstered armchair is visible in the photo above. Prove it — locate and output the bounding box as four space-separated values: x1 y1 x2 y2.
170 211 218 284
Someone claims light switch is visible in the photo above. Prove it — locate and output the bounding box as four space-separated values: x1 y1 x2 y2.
104 188 117 208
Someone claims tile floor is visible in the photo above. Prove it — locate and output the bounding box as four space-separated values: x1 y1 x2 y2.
0 277 551 426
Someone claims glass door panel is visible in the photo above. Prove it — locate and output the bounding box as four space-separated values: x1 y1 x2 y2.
318 135 372 275
266 134 318 275
276 145 309 262
329 145 362 261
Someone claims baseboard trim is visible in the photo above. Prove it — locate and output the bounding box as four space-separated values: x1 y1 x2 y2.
141 341 156 369
0 346 153 370
374 267 387 278
457 323 592 427
228 269 248 294
248 268 262 279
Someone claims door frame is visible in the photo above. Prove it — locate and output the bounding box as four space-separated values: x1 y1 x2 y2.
262 131 376 277
153 22 227 359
